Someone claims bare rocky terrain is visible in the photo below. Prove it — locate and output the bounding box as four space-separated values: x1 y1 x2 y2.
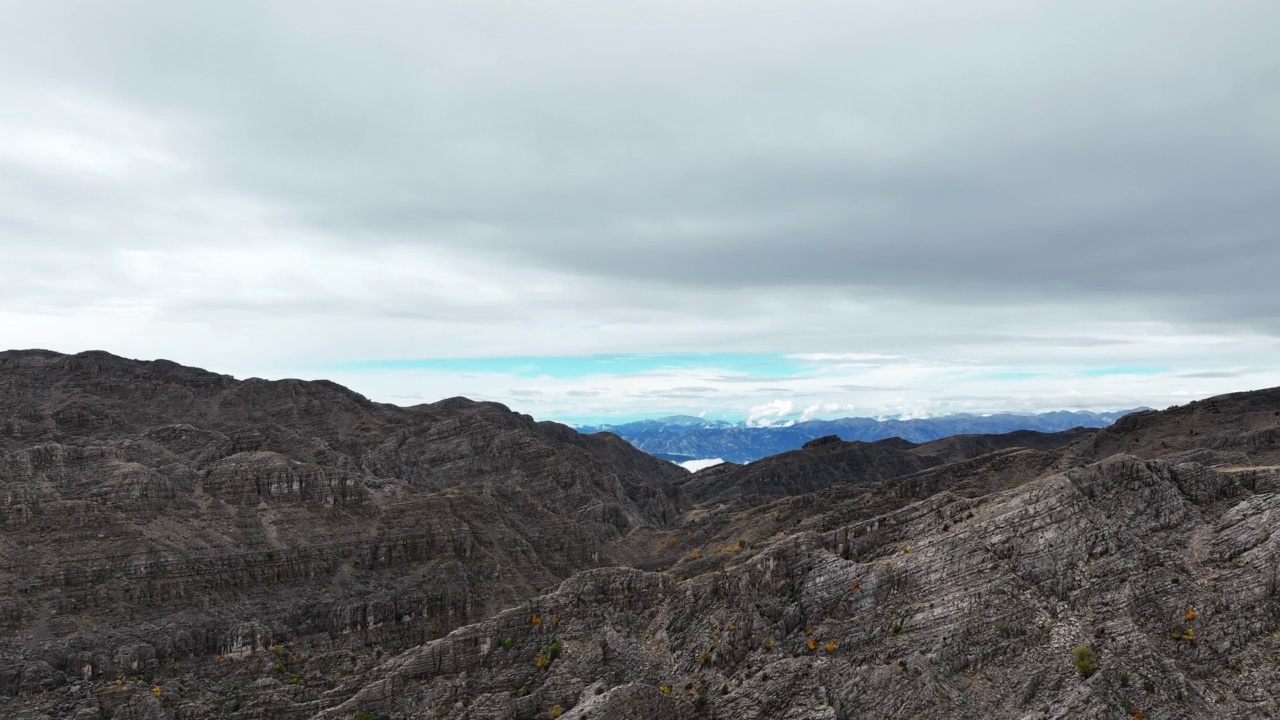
3 350 1279 719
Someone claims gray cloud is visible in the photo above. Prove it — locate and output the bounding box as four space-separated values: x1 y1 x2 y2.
1176 371 1250 379
1 0 1278 416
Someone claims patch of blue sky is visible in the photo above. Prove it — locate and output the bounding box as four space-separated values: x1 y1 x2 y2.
1078 366 1170 378
331 352 806 380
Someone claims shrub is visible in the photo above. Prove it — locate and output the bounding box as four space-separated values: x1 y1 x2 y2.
535 653 549 669
548 639 562 660
806 638 818 651
825 640 838 653
1185 607 1197 622
1073 645 1096 678
549 705 564 718
762 638 774 651
502 636 516 650
848 581 861 592
659 685 671 695
531 615 543 626
690 550 702 560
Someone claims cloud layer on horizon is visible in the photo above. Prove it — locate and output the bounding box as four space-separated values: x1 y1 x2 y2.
1 1 1277 421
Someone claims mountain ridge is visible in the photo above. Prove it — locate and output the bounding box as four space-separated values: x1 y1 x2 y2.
3 349 1279 719
578 409 1142 463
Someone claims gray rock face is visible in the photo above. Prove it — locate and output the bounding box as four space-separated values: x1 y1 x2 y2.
311 457 1280 720
0 350 684 717
2 350 1279 720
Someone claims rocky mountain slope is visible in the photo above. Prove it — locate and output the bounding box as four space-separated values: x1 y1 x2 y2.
3 350 1279 719
0 350 684 718
579 411 1136 463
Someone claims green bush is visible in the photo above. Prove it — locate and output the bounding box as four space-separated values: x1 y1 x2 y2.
1073 645 1096 678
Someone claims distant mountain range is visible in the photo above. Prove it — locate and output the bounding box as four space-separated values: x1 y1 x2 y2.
577 409 1143 463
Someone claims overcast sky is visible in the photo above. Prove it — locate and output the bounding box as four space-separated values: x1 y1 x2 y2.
2 1 1278 423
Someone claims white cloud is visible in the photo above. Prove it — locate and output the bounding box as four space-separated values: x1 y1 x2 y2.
746 399 795 426
787 353 903 363
800 402 854 421
678 458 725 472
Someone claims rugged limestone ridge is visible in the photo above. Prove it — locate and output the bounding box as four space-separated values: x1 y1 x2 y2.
910 426 1097 464
1067 387 1280 465
0 350 685 714
675 439 934 506
310 456 1280 720
2 350 1279 719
